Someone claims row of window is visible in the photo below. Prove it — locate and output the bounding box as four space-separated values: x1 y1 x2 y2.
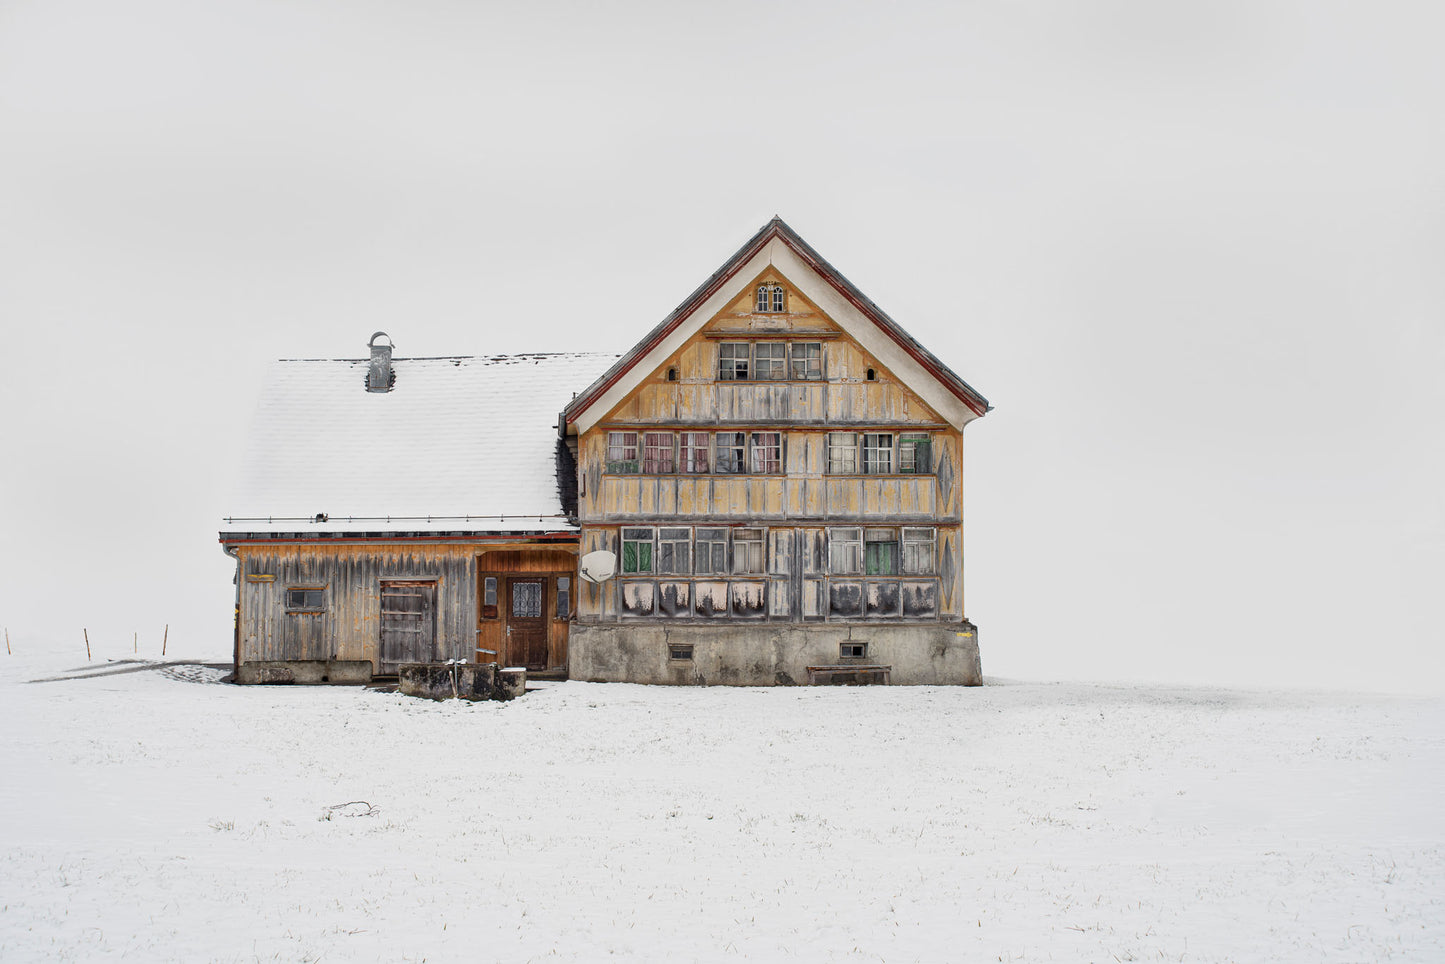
718 341 823 381
605 431 932 476
619 526 937 577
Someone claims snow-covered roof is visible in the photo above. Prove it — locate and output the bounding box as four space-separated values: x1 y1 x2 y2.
221 352 618 537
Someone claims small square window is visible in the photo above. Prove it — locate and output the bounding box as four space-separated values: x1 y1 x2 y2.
840 642 868 660
862 434 893 474
754 343 786 380
622 528 654 574
715 432 747 474
669 643 695 661
732 528 765 574
827 432 858 475
749 432 781 474
286 587 325 611
899 434 932 474
643 432 675 474
718 343 750 380
680 432 710 473
789 343 822 380
607 432 640 474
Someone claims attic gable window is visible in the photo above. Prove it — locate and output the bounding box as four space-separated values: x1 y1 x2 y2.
755 283 786 313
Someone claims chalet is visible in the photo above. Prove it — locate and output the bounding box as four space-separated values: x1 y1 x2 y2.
220 218 990 686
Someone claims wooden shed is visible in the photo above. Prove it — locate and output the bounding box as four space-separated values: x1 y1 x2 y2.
219 344 617 683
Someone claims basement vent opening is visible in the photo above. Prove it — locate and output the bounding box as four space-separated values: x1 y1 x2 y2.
840 642 868 659
669 643 694 661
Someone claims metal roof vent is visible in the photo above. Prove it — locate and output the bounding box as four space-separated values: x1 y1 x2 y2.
366 332 395 393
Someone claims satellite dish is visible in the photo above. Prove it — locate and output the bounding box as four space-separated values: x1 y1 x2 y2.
579 550 617 584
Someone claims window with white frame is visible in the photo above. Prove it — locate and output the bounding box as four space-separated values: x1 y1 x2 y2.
862 433 893 474
864 527 899 575
899 434 932 474
750 432 782 474
621 528 654 574
643 432 674 474
695 527 729 574
902 527 935 575
732 527 765 574
789 342 822 380
715 432 746 474
657 527 691 574
827 432 859 475
607 432 640 474
718 343 749 380
680 432 709 473
756 283 785 312
828 527 863 575
754 342 786 380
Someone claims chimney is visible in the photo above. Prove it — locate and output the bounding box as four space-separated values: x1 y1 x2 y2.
367 332 394 392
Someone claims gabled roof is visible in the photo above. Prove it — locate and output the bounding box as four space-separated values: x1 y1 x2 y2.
221 352 617 537
562 217 991 432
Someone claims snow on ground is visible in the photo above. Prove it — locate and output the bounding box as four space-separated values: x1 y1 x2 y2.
1 650 1442 963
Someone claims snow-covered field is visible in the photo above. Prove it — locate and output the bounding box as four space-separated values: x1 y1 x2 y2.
1 651 1441 963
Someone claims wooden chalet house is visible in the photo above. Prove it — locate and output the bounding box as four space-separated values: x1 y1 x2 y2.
220 218 990 686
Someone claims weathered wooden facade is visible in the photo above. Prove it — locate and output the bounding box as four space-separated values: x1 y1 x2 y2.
561 218 990 685
221 218 989 685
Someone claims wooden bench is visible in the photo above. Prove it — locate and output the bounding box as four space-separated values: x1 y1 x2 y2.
806 664 892 686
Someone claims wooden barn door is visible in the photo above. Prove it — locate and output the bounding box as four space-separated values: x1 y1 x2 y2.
506 577 548 671
380 581 437 671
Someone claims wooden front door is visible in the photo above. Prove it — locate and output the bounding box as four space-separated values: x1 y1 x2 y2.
506 577 548 671
380 581 437 671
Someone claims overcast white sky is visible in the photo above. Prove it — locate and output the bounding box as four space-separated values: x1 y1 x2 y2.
1 0 1440 691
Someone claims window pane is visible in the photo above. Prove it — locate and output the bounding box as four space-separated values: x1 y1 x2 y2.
756 285 769 312
732 528 764 574
483 577 497 606
643 432 674 474
828 528 862 575
771 285 785 312
789 343 822 380
680 433 710 473
718 343 749 380
862 434 893 474
827 432 858 474
556 577 570 619
607 432 639 474
749 432 781 474
899 434 931 474
902 528 934 575
715 432 746 474
754 343 786 380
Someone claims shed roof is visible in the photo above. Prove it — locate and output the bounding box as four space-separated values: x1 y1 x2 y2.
221 352 618 537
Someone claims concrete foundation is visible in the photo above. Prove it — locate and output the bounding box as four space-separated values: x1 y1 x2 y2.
568 622 981 686
397 662 526 701
234 660 373 685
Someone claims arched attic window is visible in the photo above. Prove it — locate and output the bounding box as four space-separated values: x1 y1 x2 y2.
755 283 786 313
